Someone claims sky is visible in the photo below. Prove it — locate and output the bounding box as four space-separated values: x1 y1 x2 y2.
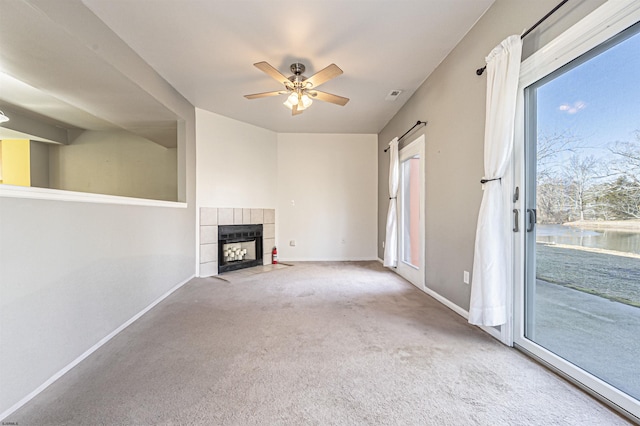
536 23 640 159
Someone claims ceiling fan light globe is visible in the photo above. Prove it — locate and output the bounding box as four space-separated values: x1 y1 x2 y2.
300 94 313 109
283 98 294 110
287 92 299 106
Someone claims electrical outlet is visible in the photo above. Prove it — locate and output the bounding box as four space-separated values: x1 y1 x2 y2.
463 271 470 284
290 240 296 247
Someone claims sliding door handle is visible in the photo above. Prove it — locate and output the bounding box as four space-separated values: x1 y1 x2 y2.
513 209 519 232
526 209 537 232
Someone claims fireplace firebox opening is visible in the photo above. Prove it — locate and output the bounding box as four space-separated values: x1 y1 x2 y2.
218 224 263 273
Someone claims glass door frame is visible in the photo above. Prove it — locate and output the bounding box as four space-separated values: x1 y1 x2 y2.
396 135 426 290
512 1 640 420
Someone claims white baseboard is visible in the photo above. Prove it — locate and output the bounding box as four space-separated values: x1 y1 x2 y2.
422 286 503 343
279 257 378 262
422 286 470 320
377 258 384 264
391 278 506 345
0 275 194 422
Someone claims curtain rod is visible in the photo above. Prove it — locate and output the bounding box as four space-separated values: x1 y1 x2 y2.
475 0 570 76
384 120 427 152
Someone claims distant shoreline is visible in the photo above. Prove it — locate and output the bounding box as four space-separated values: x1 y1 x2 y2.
562 219 640 231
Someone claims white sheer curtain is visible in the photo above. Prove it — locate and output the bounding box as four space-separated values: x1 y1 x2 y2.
383 137 399 267
469 35 522 326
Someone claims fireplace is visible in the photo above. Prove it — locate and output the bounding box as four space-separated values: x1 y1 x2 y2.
218 224 263 273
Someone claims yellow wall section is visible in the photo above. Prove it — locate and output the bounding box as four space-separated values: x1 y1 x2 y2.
0 139 31 186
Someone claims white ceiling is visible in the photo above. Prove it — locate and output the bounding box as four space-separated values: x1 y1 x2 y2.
0 0 495 139
81 0 495 134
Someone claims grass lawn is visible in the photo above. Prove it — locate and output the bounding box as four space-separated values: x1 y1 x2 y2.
536 243 640 307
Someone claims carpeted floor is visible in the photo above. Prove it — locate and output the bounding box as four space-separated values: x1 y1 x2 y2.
8 261 630 425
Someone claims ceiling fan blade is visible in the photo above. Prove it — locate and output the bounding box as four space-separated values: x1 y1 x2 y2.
244 91 286 99
292 104 304 116
310 90 349 106
304 64 343 89
254 61 290 85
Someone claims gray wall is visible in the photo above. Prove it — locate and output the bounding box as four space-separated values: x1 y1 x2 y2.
377 0 605 311
0 1 196 416
49 130 178 201
29 141 50 188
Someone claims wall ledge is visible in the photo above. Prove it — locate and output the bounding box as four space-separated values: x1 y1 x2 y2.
0 184 187 208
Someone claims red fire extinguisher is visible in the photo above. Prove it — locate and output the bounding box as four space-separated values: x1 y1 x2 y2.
272 247 278 264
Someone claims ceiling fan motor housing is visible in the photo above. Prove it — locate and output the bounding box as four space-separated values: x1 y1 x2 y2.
288 63 309 89
290 63 305 75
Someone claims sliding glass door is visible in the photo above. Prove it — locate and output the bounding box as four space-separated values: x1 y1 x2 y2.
514 4 640 420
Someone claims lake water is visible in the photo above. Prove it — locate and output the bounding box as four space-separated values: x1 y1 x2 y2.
537 224 640 255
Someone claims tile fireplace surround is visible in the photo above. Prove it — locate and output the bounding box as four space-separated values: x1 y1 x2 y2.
199 207 275 276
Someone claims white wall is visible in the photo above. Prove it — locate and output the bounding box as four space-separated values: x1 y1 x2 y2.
277 133 377 261
49 130 177 201
195 114 377 264
196 108 277 209
0 197 195 413
0 2 196 418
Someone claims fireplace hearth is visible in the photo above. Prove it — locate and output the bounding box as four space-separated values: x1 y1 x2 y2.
218 224 263 273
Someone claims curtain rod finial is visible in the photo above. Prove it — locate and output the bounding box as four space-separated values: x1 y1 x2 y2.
476 66 486 76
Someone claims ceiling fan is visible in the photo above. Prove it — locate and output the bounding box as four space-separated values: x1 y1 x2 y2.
244 61 349 116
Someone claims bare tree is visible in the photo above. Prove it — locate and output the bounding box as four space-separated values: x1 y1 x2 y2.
601 177 640 219
534 131 640 222
605 131 640 219
564 154 602 221
537 131 581 182
535 131 582 223
609 131 640 181
537 178 571 223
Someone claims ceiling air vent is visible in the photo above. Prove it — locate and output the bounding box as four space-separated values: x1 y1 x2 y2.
385 90 403 101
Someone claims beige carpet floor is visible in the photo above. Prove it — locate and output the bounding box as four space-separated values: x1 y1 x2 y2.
8 261 630 425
